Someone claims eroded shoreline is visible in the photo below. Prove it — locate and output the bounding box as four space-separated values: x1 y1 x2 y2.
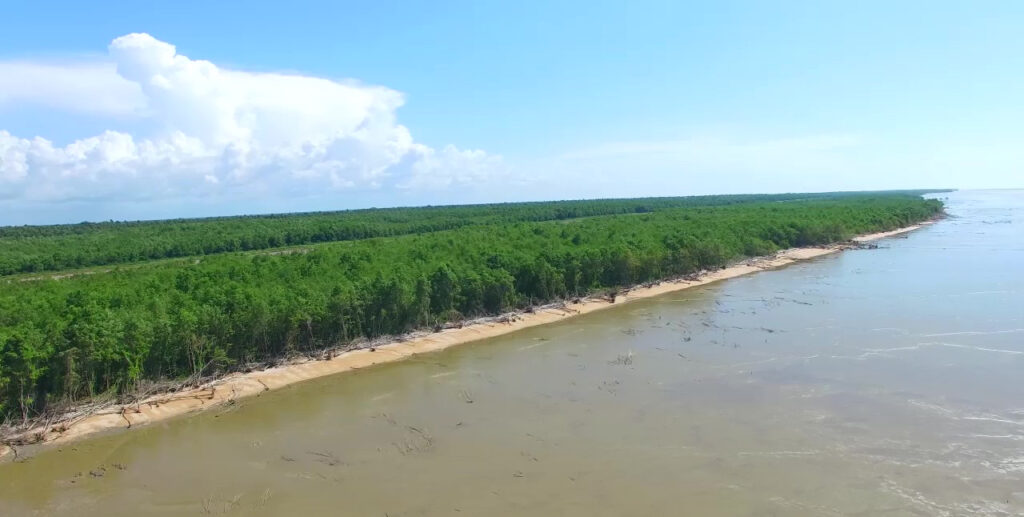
0 221 934 460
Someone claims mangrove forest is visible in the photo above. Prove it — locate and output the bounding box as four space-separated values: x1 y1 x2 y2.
0 193 944 423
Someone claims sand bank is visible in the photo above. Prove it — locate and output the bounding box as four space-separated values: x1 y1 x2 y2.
0 220 934 459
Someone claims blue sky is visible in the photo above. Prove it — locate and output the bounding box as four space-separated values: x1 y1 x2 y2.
1 1 1021 224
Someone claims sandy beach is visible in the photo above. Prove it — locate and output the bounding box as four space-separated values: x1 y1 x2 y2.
0 221 934 459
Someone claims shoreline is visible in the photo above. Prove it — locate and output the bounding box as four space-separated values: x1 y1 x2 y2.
0 220 935 460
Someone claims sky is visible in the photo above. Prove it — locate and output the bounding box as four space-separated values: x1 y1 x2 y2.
1 1 1021 225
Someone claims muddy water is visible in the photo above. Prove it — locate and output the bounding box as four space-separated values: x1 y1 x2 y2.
2 190 1022 516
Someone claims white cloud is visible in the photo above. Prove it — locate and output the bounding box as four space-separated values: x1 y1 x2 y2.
0 33 499 204
0 60 145 116
558 135 860 164
401 145 505 189
539 134 868 196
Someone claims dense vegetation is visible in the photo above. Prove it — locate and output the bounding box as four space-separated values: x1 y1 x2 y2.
0 190 947 276
0 195 943 422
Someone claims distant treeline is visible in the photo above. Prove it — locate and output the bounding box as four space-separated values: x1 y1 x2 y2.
0 195 942 421
0 190 949 276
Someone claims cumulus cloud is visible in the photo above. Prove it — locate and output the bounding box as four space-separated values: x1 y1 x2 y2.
0 33 499 204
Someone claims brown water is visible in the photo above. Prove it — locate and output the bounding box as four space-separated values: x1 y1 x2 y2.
2 190 1022 516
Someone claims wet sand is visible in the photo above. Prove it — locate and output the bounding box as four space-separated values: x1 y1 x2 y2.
0 221 933 459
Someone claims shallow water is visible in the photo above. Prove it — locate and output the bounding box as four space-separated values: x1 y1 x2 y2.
2 190 1022 516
